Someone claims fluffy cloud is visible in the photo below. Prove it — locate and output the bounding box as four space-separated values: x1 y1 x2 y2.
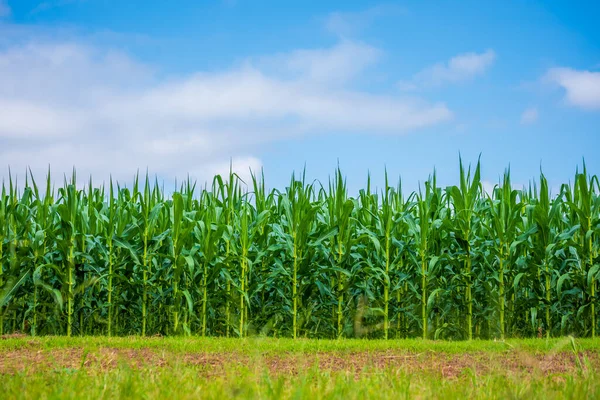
261 40 382 85
545 68 600 110
0 37 452 184
202 157 263 185
399 49 496 90
520 107 538 124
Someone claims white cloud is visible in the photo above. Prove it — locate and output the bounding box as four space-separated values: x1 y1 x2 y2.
0 39 452 184
545 67 600 110
399 49 496 90
202 156 262 186
520 107 538 124
0 0 10 17
261 40 382 85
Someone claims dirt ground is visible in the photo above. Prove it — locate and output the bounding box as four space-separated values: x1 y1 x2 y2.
1 342 597 379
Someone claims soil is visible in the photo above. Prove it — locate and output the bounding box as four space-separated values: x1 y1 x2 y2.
1 344 597 379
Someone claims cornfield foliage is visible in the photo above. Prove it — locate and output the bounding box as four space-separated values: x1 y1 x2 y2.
0 159 598 340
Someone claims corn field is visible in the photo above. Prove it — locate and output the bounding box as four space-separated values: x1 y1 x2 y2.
0 160 598 340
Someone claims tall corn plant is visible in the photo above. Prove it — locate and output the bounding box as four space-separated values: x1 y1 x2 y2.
237 202 250 337
325 169 355 338
390 182 413 339
168 191 196 334
530 173 562 337
275 174 318 338
1 162 599 339
214 171 242 337
571 165 600 337
109 184 140 335
407 173 443 339
132 175 166 335
249 170 275 333
195 191 224 336
103 179 117 336
27 170 55 336
486 169 522 339
448 157 481 340
0 176 33 335
77 179 104 335
354 174 411 338
235 200 269 337
0 175 20 335
353 174 379 337
0 179 9 334
378 174 394 339
55 172 80 336
516 183 540 336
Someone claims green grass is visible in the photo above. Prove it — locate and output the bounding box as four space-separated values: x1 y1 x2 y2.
3 366 597 400
3 335 600 353
1 337 599 399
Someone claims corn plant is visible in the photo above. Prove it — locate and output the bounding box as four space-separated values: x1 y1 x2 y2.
447 157 481 340
0 160 598 339
571 165 600 337
486 169 522 338
274 174 318 338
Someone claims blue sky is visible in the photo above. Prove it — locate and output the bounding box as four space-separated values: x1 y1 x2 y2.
0 0 598 194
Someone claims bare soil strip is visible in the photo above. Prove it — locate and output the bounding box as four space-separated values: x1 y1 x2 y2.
1 346 598 379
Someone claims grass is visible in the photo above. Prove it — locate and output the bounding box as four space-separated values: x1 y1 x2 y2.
3 366 597 400
1 336 599 399
3 335 600 353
